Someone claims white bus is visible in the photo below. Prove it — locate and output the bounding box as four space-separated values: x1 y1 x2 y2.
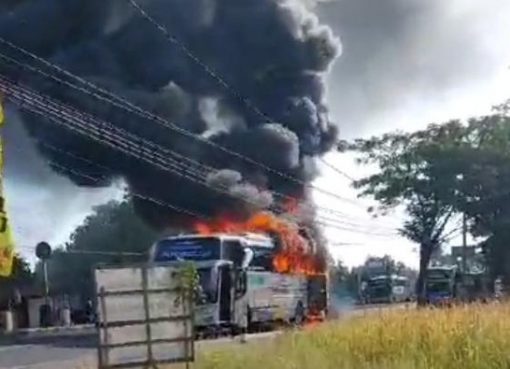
149 233 328 335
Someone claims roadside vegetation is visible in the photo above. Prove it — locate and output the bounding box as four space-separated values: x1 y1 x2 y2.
195 303 510 369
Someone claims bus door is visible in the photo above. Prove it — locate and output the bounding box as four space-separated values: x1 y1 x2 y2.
219 265 233 322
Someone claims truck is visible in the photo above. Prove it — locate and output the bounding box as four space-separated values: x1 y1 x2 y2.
364 275 413 304
424 266 458 306
458 271 491 303
425 265 494 305
148 232 328 335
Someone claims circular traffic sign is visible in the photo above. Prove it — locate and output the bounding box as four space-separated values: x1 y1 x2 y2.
35 242 52 260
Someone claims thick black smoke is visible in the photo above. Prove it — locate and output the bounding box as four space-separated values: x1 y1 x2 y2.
0 0 340 229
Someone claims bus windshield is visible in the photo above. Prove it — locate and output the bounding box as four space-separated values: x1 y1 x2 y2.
367 278 391 297
154 237 221 262
426 280 451 293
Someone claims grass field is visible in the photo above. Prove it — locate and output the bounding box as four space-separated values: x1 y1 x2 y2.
194 303 510 369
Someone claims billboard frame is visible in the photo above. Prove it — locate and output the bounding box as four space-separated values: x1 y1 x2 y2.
94 263 194 369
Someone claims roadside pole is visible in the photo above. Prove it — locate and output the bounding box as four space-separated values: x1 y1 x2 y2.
462 213 468 274
461 213 468 301
35 242 52 326
43 259 49 305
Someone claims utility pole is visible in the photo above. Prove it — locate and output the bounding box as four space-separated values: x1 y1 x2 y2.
461 212 468 301
462 212 468 274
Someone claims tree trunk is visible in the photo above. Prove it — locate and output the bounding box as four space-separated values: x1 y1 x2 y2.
416 244 433 306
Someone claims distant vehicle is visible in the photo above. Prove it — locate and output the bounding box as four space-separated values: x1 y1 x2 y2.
494 276 503 299
364 274 413 304
149 233 328 335
460 271 491 302
424 266 458 306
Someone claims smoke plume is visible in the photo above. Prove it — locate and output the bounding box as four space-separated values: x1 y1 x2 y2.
0 0 340 231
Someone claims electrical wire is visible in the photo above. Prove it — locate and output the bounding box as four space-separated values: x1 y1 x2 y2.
0 36 365 209
0 47 402 229
126 0 367 198
0 76 401 237
0 53 401 231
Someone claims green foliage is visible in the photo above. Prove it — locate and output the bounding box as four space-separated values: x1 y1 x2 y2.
39 199 158 299
341 122 468 301
342 109 510 293
450 113 510 283
174 261 200 307
0 254 32 308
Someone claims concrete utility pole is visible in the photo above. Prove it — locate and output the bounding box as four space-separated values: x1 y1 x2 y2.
462 212 468 274
461 213 468 301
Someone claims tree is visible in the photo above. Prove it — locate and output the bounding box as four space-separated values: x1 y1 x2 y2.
446 113 510 284
341 123 468 304
40 198 158 299
332 260 349 283
329 260 359 298
0 254 32 309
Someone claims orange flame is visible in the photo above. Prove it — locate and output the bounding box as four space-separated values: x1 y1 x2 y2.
193 211 324 275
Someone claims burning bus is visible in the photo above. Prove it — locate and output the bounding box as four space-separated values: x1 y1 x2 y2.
149 212 329 334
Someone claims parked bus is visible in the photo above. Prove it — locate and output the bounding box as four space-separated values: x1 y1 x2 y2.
424 266 457 306
364 275 413 304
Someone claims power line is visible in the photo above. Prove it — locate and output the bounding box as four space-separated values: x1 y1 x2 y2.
0 49 402 229
0 78 400 238
318 157 356 182
127 0 273 125
38 140 400 236
0 37 364 209
0 50 213 178
17 244 145 257
126 0 370 205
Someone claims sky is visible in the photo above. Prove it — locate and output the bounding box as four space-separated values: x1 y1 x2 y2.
310 0 510 267
4 0 510 268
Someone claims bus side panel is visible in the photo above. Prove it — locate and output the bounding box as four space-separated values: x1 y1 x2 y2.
247 272 307 323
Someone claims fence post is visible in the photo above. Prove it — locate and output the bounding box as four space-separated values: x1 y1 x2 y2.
141 266 157 369
98 287 109 369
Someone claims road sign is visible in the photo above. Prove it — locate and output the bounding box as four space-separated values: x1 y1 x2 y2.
35 242 52 260
451 246 476 259
95 264 194 369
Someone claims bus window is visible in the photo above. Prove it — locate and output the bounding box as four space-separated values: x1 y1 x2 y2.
223 240 244 265
154 237 221 262
250 246 274 271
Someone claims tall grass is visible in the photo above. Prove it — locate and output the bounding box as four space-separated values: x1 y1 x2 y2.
195 303 510 369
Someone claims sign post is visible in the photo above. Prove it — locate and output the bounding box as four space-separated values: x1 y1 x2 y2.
35 242 52 327
94 264 194 369
35 242 52 305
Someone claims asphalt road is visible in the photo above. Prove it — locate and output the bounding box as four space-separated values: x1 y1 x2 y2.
0 332 278 369
0 303 412 369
